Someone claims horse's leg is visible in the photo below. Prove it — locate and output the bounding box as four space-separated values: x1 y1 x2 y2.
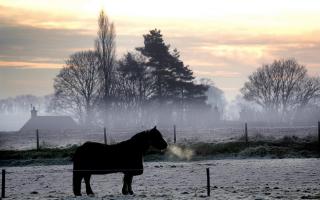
127 175 134 195
73 171 83 196
122 174 129 195
84 174 94 196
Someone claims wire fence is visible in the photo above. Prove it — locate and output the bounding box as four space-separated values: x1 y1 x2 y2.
0 122 319 150
0 161 212 199
0 123 319 199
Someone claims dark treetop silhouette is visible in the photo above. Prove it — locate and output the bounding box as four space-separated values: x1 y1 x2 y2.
72 126 167 196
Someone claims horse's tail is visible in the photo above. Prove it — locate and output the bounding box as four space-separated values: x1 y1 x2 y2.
71 147 79 162
71 145 80 162
71 143 84 163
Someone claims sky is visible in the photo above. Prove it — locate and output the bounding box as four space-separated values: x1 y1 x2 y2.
0 0 320 101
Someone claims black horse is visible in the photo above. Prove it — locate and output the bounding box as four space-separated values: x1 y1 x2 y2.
72 126 167 196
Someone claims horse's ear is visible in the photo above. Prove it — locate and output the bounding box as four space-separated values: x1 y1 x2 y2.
153 126 157 130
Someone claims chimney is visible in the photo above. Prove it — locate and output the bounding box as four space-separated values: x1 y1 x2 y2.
31 106 37 118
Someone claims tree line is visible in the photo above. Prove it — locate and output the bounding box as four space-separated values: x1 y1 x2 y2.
51 11 213 127
50 10 320 126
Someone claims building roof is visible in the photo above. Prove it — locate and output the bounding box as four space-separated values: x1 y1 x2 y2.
20 116 78 133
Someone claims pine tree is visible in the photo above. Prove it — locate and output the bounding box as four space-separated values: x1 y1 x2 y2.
136 29 173 101
136 29 208 107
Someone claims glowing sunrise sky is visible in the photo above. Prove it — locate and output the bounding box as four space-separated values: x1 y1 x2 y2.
0 0 320 100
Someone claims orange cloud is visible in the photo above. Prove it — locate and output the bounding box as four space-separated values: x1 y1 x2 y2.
0 5 95 30
0 61 61 69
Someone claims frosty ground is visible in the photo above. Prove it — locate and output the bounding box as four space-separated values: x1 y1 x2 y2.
3 158 320 200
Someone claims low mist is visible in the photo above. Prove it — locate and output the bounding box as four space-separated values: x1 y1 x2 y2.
0 93 319 132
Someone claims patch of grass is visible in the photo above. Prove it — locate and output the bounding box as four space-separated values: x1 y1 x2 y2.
0 145 78 161
184 136 320 159
191 142 247 155
0 136 319 166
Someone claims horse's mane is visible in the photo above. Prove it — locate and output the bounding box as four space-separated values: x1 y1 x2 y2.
130 130 149 141
128 130 150 144
124 130 150 152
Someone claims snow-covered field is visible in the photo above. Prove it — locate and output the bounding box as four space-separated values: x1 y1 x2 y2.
0 126 317 150
3 159 320 199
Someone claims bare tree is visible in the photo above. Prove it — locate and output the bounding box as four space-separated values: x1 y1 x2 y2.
52 51 101 125
241 58 320 117
95 10 116 104
294 76 320 107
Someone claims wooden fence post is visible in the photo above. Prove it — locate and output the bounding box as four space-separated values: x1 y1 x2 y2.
104 127 107 145
244 123 248 145
36 129 39 151
173 125 176 144
2 169 5 198
318 121 320 149
206 168 210 197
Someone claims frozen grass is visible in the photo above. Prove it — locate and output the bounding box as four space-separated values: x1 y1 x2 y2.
2 159 320 199
0 145 77 166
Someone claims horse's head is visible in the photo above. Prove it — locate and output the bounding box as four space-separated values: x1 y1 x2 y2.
148 126 167 150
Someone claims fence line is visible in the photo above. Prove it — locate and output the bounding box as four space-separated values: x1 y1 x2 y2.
103 127 107 145
244 123 248 145
36 129 39 151
206 168 210 197
173 124 176 144
0 164 214 199
1 169 5 198
318 121 320 145
0 122 319 150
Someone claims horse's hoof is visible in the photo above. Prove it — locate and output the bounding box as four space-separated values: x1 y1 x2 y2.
129 191 134 195
88 193 95 197
74 193 82 197
122 189 129 195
